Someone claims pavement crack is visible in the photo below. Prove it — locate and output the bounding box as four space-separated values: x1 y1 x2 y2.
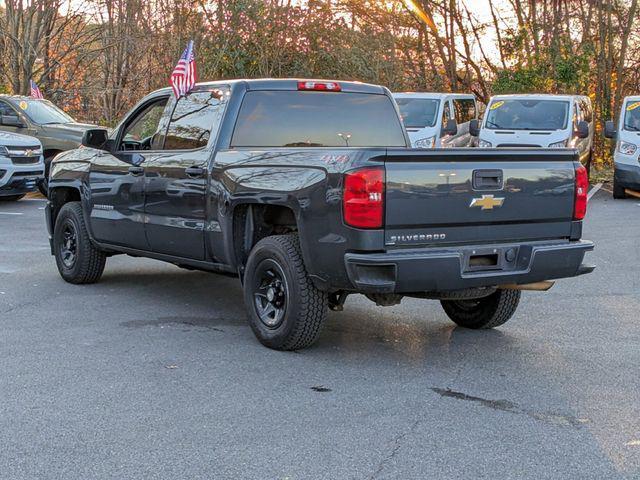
432 387 588 429
369 418 420 479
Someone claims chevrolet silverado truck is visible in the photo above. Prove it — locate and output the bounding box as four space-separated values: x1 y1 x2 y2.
45 79 594 350
0 95 96 195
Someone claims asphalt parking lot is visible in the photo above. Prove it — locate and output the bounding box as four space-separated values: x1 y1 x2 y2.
1 187 639 479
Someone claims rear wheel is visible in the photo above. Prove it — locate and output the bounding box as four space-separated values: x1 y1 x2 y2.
53 202 106 284
440 289 521 329
243 234 328 350
0 194 25 201
613 177 626 199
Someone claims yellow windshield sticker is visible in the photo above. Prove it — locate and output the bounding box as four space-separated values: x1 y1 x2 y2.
490 101 504 110
19 101 28 110
627 102 640 111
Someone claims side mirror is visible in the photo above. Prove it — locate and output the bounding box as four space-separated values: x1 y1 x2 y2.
1 115 26 128
604 120 617 139
442 119 458 137
469 119 480 137
81 128 109 149
575 120 590 139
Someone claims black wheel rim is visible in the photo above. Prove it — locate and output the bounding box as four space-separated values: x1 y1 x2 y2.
252 259 288 329
60 220 78 268
455 299 481 311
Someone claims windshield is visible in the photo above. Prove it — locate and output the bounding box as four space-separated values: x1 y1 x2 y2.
14 99 74 124
396 98 440 128
231 91 406 147
623 101 640 132
484 99 569 130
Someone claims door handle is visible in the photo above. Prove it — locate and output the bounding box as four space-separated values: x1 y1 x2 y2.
185 166 206 178
128 165 144 176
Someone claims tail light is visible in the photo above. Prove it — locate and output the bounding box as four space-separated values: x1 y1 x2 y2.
343 167 384 229
573 163 588 220
297 81 341 92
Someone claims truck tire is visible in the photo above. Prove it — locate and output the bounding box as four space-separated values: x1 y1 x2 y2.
613 177 626 199
243 234 328 350
440 289 521 329
53 202 106 284
0 194 25 201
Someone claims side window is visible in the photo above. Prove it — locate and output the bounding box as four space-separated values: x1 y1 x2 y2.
163 88 227 150
120 98 168 150
0 101 18 117
453 99 476 124
442 102 451 127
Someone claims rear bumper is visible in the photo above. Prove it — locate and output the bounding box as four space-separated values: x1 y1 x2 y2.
344 240 594 294
615 163 640 189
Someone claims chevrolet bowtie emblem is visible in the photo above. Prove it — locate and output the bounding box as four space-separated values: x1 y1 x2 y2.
469 194 505 210
24 149 33 156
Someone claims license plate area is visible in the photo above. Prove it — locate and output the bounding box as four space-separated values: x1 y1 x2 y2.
463 246 520 273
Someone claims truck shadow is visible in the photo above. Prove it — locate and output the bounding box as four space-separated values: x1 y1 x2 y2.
100 264 518 360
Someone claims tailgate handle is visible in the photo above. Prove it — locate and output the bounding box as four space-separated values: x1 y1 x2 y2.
473 169 503 190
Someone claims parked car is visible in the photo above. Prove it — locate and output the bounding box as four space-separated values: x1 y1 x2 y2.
393 92 478 148
46 79 594 350
0 95 96 195
471 94 595 165
0 131 44 201
605 96 640 198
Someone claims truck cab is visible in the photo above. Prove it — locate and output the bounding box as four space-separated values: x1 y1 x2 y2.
604 96 640 198
473 94 594 165
393 92 478 148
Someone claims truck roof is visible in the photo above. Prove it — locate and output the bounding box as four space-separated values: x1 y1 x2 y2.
393 92 475 100
0 94 44 102
623 95 640 102
151 79 386 96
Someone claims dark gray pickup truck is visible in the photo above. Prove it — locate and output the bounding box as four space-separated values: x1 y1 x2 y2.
45 79 594 350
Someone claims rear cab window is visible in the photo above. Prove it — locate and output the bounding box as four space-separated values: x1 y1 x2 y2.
231 90 406 148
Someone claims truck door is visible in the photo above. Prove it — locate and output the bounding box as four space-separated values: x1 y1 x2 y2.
89 95 170 250
142 87 227 260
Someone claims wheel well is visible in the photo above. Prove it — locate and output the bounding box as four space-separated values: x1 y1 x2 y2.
44 150 62 162
233 204 297 270
49 187 81 229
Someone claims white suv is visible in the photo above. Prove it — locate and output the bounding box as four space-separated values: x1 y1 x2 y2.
471 94 594 165
0 131 44 201
393 93 478 148
605 96 640 199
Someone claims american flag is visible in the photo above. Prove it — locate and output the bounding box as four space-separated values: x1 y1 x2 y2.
30 80 44 99
170 40 197 98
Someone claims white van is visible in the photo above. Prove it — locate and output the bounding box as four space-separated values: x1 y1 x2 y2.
605 96 640 198
393 93 478 148
471 94 594 163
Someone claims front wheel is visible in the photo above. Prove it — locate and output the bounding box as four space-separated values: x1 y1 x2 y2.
613 177 626 199
243 234 328 350
53 202 106 284
440 289 521 329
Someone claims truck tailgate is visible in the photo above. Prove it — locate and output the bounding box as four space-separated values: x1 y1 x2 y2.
384 148 578 247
